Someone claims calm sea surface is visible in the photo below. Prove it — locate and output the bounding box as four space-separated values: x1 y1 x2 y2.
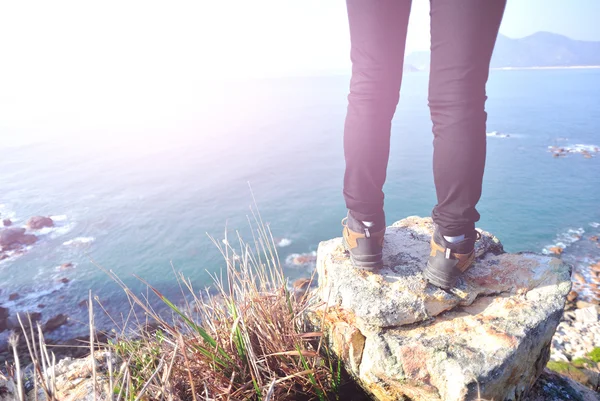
1 68 599 340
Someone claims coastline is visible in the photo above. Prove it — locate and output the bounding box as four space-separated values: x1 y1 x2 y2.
492 65 600 70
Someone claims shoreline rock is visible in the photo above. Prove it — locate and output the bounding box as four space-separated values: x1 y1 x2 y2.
26 216 54 230
0 227 38 261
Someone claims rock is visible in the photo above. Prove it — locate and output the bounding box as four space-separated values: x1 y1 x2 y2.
0 306 8 332
574 272 587 284
549 246 564 255
17 311 42 328
0 227 37 248
59 277 70 284
577 301 598 310
25 351 115 401
551 350 570 362
59 262 74 270
0 376 17 401
567 290 579 302
525 368 600 401
26 216 54 230
8 293 19 301
309 216 572 401
2 219 11 227
292 278 313 299
44 314 68 332
575 307 599 325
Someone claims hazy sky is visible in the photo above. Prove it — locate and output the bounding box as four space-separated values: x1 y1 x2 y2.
1 1 599 140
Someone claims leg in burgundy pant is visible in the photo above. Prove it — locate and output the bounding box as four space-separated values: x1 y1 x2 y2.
428 0 506 236
343 0 411 224
343 0 506 235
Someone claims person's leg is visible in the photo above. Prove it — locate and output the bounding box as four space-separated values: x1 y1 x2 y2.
343 0 411 226
428 0 506 237
424 0 505 289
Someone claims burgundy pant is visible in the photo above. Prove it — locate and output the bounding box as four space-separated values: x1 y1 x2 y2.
343 0 506 236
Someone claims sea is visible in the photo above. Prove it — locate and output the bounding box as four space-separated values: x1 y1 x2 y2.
1 68 599 342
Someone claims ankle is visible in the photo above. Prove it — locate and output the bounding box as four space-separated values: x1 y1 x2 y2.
347 210 385 233
434 227 477 254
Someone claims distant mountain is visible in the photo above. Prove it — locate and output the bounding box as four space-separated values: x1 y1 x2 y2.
404 32 600 70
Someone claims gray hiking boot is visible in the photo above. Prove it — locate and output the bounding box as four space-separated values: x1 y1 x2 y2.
342 211 385 270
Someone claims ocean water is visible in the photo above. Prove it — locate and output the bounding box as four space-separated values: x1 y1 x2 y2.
1 68 599 340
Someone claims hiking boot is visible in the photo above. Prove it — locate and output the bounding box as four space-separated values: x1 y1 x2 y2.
423 225 481 290
342 211 385 270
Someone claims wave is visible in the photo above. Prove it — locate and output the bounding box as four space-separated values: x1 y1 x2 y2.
486 131 512 138
548 143 599 156
36 221 75 237
566 144 599 153
285 251 317 268
541 227 584 255
276 238 292 247
0 282 65 310
0 204 18 223
548 223 600 303
0 247 32 266
63 236 95 246
50 214 68 222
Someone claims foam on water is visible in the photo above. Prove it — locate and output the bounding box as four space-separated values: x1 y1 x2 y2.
569 144 600 153
0 204 18 222
50 214 68 222
541 227 584 255
552 223 600 303
276 238 292 247
33 217 76 239
49 221 76 238
486 131 512 138
548 143 600 156
0 283 65 310
0 248 30 266
590 222 600 228
62 236 95 246
285 251 317 269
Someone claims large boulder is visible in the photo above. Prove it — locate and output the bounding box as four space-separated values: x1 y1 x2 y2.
26 216 54 230
309 216 572 401
527 369 600 400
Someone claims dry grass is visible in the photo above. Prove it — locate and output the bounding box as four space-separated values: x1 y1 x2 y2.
1 206 346 401
103 208 341 401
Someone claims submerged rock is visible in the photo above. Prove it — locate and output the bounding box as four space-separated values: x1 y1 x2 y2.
0 306 9 332
26 215 54 230
309 216 572 401
59 262 74 270
44 314 69 332
16 311 43 329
